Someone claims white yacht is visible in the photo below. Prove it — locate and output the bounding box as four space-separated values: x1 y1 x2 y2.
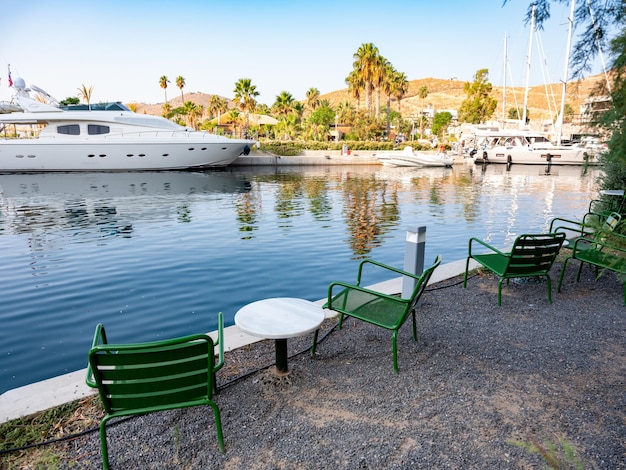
466 129 600 166
0 78 254 172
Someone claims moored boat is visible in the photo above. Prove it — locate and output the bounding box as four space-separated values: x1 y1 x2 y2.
467 129 600 166
0 78 254 172
377 146 454 167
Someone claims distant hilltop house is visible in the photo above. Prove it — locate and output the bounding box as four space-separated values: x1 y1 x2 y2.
421 105 458 121
579 95 612 123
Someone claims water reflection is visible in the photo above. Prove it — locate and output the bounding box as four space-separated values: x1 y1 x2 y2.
0 171 251 245
0 165 600 258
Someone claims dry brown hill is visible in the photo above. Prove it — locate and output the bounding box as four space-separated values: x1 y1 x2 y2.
320 75 607 122
132 74 607 123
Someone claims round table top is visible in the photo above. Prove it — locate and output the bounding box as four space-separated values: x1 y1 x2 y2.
234 297 325 339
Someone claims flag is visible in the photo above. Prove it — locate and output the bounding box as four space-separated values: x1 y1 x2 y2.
8 65 13 87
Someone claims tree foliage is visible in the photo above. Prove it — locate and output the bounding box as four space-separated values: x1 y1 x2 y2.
458 69 497 124
60 96 80 106
432 112 453 139
597 20 626 190
233 78 260 135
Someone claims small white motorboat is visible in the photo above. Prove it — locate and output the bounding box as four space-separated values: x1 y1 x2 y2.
377 146 454 167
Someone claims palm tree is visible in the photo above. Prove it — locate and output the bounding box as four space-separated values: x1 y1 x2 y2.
418 86 429 137
161 102 172 118
233 78 259 137
392 71 409 114
351 42 380 115
176 76 185 104
272 91 296 121
372 55 389 119
381 64 396 136
336 100 355 126
305 87 320 111
182 101 203 129
77 84 94 110
159 76 170 104
208 95 228 124
346 70 364 111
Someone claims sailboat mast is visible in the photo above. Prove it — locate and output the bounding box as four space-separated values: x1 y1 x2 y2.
557 0 576 145
521 4 535 128
502 33 507 125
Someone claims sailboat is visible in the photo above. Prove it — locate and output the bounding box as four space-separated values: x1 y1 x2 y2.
470 1 600 166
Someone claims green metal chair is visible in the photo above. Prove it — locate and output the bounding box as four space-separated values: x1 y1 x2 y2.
463 233 566 306
549 211 621 250
316 255 441 373
86 313 225 469
588 192 626 218
558 232 626 304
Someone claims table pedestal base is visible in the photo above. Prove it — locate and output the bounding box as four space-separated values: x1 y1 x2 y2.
258 366 297 389
275 338 289 373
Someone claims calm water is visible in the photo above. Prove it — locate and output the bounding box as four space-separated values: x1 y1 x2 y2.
0 163 600 393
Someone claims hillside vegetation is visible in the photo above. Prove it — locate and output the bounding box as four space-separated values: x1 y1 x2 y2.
135 74 606 123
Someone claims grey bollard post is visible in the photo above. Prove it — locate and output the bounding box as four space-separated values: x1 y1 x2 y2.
402 226 426 298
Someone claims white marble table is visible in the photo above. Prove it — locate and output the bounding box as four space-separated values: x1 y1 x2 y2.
234 297 325 374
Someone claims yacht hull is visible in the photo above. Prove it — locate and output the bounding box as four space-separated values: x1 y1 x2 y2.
473 146 599 165
0 137 251 171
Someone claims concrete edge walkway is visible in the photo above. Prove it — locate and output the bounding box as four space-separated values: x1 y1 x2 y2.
0 258 475 423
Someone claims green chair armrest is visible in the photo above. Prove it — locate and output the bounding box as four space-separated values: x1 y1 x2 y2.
214 312 224 372
86 323 108 388
572 233 626 255
468 237 506 257
549 216 583 233
354 258 425 285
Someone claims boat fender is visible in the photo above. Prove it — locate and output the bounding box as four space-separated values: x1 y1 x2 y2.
243 145 251 155
482 151 488 161
507 155 512 164
470 149 477 158
583 151 589 161
546 153 552 162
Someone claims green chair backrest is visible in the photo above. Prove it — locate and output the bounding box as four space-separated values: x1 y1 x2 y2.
407 254 442 313
88 333 217 415
602 212 621 234
506 233 566 277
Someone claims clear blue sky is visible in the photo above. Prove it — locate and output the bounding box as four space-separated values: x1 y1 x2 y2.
1 0 609 106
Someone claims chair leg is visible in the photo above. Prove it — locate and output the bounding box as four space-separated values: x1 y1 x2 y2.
463 257 470 287
211 373 218 397
208 400 225 453
497 278 504 306
576 260 584 282
310 329 319 357
100 416 111 470
557 257 571 293
392 330 399 373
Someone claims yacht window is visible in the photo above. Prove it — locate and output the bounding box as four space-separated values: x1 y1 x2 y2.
88 125 110 135
57 124 80 135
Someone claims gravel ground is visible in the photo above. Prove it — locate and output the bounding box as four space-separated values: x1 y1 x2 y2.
61 262 625 469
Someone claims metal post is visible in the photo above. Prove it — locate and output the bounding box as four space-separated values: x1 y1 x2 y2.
402 226 426 298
